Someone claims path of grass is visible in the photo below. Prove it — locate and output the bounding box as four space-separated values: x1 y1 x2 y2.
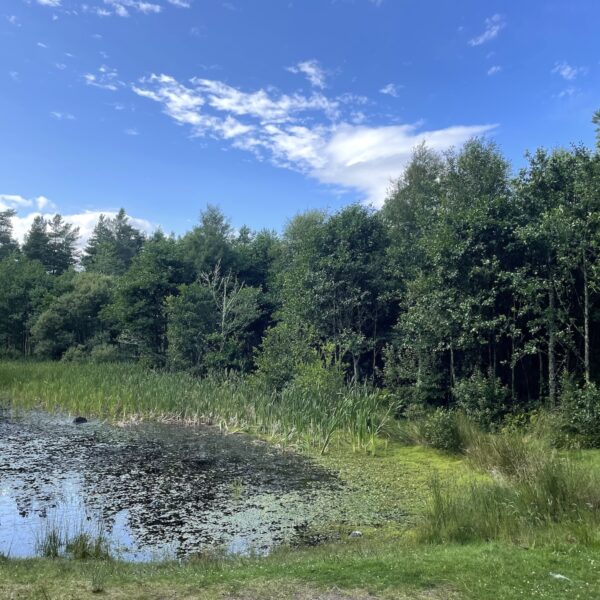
1 539 598 599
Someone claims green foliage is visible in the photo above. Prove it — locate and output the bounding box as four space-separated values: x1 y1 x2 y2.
0 209 19 259
30 273 115 359
558 376 600 448
453 369 509 430
409 409 467 453
82 209 144 275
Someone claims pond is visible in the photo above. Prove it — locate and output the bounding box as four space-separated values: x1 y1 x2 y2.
0 408 343 561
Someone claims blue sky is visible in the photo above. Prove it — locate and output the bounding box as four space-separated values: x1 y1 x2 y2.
1 0 599 244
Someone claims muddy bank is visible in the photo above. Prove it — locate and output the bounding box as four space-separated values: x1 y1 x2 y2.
0 407 343 560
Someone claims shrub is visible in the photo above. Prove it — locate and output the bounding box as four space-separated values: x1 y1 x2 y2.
61 345 88 363
453 369 509 430
558 377 600 448
89 343 121 364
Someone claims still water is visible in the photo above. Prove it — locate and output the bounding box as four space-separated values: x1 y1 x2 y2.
0 408 341 561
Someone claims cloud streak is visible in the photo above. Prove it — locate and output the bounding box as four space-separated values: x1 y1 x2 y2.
133 73 496 206
469 14 506 46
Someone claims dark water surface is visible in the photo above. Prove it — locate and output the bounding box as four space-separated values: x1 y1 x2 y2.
0 408 342 560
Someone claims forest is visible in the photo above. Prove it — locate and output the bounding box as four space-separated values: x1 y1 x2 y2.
2 112 600 448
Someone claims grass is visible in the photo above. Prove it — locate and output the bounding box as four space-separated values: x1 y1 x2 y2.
0 361 391 453
1 538 599 599
417 429 600 545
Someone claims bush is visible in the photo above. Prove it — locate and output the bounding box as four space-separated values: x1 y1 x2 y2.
453 369 508 430
61 345 88 363
401 409 473 453
89 343 121 364
558 377 600 448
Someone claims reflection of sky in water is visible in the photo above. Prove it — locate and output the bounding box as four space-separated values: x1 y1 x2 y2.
0 409 341 561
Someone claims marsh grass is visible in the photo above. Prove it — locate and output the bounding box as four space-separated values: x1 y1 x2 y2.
419 430 600 544
35 525 62 559
66 531 110 560
36 521 111 561
0 361 391 452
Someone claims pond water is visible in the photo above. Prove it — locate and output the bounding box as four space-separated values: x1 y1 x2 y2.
0 408 342 561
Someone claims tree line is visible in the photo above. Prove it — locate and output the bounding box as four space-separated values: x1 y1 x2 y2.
1 112 600 426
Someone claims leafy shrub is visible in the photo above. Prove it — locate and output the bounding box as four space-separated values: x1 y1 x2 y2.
404 409 464 452
61 344 88 363
89 343 120 364
453 369 508 430
558 377 600 448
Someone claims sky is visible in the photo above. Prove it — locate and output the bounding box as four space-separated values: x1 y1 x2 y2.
1 0 599 245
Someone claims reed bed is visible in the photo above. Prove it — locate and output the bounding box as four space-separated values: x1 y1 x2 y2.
0 361 391 453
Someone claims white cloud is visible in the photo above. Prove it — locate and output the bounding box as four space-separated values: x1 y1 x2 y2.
84 65 123 91
552 61 587 81
37 42 49 48
50 111 76 120
6 15 20 26
287 60 326 89
133 73 495 206
102 0 162 16
0 194 34 211
9 71 19 81
469 14 506 46
36 0 61 6
124 128 139 135
167 0 191 6
487 65 502 76
379 83 401 97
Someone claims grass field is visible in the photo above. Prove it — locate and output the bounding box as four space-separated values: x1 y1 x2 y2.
1 361 599 599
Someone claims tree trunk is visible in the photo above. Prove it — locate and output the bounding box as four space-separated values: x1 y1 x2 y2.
548 284 557 407
583 249 591 384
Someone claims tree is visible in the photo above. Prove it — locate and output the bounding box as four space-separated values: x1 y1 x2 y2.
181 205 237 276
0 256 50 355
23 215 79 275
30 273 114 359
82 209 144 275
109 232 190 364
0 210 18 259
167 264 262 372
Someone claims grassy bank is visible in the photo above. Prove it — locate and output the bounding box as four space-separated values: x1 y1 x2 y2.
2 539 599 599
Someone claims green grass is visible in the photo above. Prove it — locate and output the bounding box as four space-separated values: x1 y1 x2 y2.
0 361 391 453
1 538 599 599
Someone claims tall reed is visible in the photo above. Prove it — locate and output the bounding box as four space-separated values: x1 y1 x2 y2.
0 361 391 453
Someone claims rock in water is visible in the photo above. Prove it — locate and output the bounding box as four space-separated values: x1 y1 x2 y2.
73 416 88 425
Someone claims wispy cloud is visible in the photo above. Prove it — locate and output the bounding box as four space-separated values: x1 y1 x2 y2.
84 65 123 91
36 0 61 6
6 15 20 26
50 111 76 120
287 60 326 89
552 61 587 81
379 83 401 97
469 14 506 46
124 128 140 135
133 73 495 206
487 65 502 76
167 0 191 6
